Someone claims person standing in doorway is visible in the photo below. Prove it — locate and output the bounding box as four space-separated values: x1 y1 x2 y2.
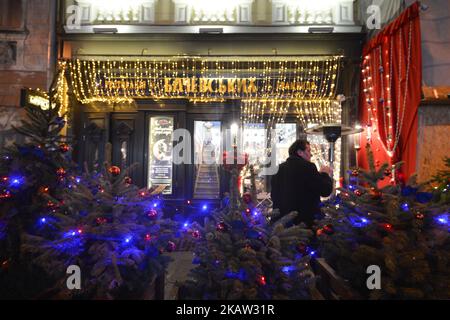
271 140 333 228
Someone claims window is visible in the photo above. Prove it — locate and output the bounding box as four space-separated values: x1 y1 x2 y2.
0 0 24 31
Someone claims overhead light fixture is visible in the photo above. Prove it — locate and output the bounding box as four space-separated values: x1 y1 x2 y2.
93 27 118 34
308 27 334 34
199 27 224 34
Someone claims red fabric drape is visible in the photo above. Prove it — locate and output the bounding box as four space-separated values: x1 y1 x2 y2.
358 2 422 183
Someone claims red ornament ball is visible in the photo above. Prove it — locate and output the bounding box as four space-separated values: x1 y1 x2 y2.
216 222 228 232
323 224 334 235
354 189 363 197
147 209 158 219
59 144 70 153
192 230 201 239
56 168 66 176
415 213 425 220
96 217 108 225
39 186 50 194
380 223 393 232
109 166 121 176
257 275 267 286
166 241 176 252
124 177 132 185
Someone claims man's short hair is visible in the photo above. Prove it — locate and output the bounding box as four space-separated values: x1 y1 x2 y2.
289 140 310 156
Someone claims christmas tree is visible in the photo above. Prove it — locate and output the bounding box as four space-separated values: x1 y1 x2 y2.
0 82 178 299
21 155 177 299
316 145 450 299
430 157 450 205
180 166 315 300
0 83 76 298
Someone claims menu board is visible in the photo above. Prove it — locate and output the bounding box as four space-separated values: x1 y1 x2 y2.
148 116 174 195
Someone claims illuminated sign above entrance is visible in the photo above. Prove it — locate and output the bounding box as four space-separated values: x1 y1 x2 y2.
64 56 341 103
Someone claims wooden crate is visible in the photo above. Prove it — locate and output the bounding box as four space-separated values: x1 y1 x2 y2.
312 258 362 300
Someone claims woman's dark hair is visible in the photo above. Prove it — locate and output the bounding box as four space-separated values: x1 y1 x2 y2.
288 140 310 157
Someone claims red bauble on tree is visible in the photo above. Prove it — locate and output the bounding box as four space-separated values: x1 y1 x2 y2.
166 241 176 252
351 169 360 177
323 224 334 235
257 275 267 286
147 209 158 220
124 177 132 185
56 168 66 177
108 166 121 176
354 189 363 197
216 222 228 232
59 144 70 153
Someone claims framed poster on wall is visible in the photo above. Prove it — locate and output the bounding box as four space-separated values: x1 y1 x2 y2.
148 116 174 195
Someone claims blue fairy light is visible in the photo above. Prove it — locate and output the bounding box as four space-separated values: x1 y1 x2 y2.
124 236 133 244
401 203 410 212
40 218 47 223
282 266 296 275
349 216 370 228
435 214 449 226
202 204 208 211
75 177 81 183
9 176 24 187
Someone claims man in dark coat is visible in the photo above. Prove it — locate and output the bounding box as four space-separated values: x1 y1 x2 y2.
271 140 333 227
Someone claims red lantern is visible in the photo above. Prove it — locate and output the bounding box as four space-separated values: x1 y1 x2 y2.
108 166 121 176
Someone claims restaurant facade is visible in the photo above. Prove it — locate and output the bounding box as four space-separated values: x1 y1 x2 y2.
53 0 365 206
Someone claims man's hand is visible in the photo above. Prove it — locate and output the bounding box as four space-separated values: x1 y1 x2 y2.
320 165 333 177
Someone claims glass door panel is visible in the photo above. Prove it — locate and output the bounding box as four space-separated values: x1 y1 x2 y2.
193 121 222 199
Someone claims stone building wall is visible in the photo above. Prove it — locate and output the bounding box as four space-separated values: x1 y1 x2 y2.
0 0 53 148
416 102 450 183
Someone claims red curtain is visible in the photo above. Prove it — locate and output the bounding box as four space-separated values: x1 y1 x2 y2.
358 2 422 183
